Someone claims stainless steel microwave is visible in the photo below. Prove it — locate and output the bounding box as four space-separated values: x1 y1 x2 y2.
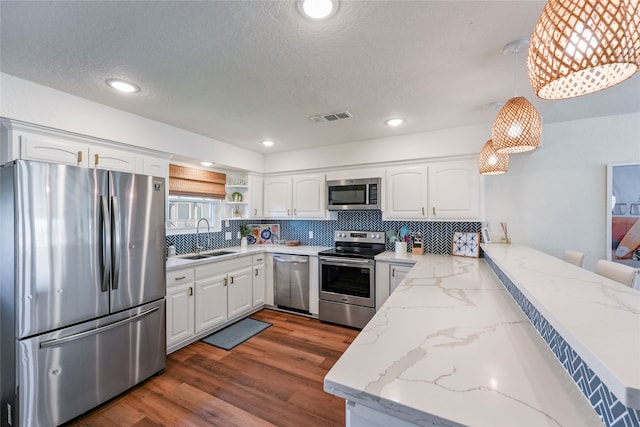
327 178 381 211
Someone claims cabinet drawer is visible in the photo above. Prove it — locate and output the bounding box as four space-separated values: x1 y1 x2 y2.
167 269 194 286
252 254 265 264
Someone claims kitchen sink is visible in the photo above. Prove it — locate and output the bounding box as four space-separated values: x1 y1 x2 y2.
205 251 236 257
181 251 236 260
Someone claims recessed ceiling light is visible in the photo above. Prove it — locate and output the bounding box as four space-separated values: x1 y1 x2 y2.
385 118 405 127
106 79 140 93
200 161 213 167
261 140 275 147
298 0 338 21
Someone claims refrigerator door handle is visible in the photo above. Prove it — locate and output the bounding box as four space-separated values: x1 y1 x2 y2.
111 195 121 290
100 195 111 292
39 306 159 349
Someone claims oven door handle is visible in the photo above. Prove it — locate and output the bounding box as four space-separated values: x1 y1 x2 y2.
320 257 373 266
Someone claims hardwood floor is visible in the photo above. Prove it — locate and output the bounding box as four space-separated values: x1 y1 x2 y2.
69 309 359 427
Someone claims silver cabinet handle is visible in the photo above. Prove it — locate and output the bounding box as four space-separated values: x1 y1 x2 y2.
392 268 396 277
287 208 291 216
294 208 297 216
230 276 234 285
77 151 83 164
255 268 258 276
40 307 159 349
422 207 424 216
433 207 436 215
189 287 193 296
174 276 186 281
224 277 228 287
253 209 257 215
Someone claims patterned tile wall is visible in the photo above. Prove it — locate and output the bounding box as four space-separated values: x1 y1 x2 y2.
484 254 640 427
166 210 481 256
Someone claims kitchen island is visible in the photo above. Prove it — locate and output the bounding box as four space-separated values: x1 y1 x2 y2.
324 251 607 426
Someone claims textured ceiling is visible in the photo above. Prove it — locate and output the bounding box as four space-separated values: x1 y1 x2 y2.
1 1 638 155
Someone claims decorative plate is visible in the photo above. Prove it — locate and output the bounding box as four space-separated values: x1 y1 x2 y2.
452 232 480 258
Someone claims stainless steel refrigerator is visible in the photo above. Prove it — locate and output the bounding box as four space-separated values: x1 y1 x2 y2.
0 160 167 427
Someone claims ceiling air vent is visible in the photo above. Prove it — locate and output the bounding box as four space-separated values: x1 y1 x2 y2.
309 110 352 124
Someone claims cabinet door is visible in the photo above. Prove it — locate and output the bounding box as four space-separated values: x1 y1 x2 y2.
264 176 292 217
248 175 264 218
143 156 169 178
293 174 326 218
20 133 87 166
227 266 253 318
428 160 480 220
385 166 428 218
166 282 194 348
253 255 266 307
389 264 413 294
195 273 228 333
90 146 138 172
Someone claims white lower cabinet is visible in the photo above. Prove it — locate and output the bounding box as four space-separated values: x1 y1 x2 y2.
375 260 416 309
227 262 253 318
389 263 413 294
166 268 195 349
166 254 259 353
194 268 227 333
252 254 266 307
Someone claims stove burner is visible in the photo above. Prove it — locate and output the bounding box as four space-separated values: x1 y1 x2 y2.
318 230 386 259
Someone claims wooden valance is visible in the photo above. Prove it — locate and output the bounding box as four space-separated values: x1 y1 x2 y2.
169 164 226 199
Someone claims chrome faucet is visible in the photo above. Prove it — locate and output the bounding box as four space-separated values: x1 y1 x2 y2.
195 218 210 253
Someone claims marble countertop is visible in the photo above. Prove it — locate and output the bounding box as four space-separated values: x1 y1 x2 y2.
324 254 602 426
166 244 331 271
482 243 640 409
376 251 422 263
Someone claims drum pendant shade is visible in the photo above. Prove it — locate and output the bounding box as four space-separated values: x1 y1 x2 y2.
492 96 542 153
527 0 640 99
478 140 509 175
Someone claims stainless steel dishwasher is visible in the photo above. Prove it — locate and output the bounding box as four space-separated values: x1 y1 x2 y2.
273 254 310 313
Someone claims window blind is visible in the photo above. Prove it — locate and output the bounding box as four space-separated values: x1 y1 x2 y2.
168 164 226 199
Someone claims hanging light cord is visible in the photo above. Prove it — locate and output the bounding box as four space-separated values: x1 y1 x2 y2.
513 46 519 97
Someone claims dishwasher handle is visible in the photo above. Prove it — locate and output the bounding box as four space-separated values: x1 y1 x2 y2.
273 255 309 264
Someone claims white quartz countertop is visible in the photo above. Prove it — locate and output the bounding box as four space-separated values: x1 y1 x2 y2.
482 243 640 409
324 254 602 426
166 244 331 271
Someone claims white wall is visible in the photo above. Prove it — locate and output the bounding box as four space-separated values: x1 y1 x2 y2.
0 73 264 172
262 123 488 173
484 112 640 271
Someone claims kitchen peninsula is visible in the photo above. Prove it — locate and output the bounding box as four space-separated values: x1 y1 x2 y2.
324 247 640 426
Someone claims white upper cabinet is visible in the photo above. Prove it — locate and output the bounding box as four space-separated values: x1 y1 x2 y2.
428 159 480 220
19 133 87 167
248 174 264 218
1 119 170 178
264 173 326 218
384 165 428 219
292 174 326 218
264 176 293 217
89 146 138 173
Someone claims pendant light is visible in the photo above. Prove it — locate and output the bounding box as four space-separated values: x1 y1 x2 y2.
478 140 509 175
528 0 640 100
492 40 542 154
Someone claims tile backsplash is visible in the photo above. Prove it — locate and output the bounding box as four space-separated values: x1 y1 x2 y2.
167 211 481 256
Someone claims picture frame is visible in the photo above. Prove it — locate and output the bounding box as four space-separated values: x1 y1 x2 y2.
607 162 640 268
452 232 480 258
481 227 491 244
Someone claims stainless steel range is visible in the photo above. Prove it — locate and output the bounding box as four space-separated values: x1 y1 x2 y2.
318 230 385 329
